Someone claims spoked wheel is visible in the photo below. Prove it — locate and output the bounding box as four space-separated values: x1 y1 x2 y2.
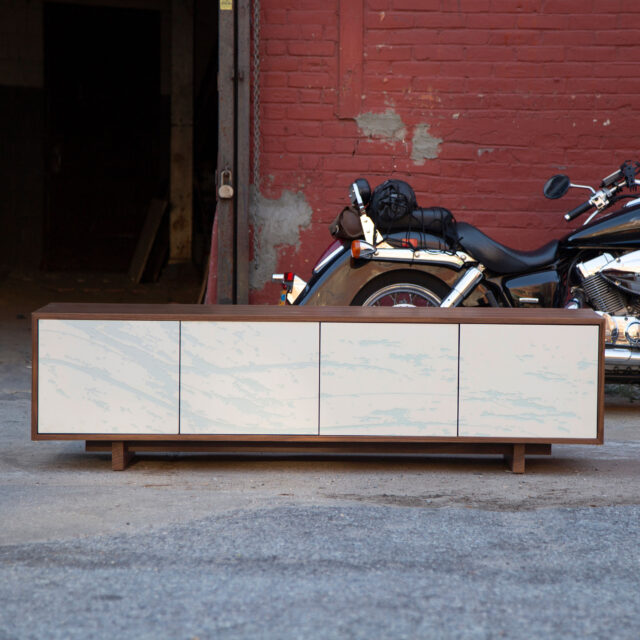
351 271 450 307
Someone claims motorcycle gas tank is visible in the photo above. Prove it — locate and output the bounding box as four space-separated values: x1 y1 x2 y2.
564 203 640 248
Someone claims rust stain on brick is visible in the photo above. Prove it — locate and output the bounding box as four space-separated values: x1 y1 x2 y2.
418 89 441 106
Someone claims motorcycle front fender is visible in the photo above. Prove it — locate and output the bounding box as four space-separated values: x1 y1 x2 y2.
296 253 461 306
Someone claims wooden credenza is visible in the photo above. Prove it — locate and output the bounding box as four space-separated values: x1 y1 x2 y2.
32 304 605 472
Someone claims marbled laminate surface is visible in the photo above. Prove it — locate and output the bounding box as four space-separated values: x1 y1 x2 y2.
180 322 320 434
459 324 599 438
319 322 459 436
37 317 600 440
38 320 180 434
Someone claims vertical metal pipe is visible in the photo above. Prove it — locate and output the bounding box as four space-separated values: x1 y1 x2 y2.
236 0 251 304
216 2 235 303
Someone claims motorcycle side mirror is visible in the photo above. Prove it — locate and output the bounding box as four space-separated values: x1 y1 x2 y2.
543 174 571 199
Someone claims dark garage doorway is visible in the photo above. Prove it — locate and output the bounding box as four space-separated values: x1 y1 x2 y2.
43 3 166 272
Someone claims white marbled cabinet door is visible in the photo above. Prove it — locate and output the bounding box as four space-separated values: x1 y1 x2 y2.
180 322 320 434
319 323 459 436
458 324 599 439
38 320 180 434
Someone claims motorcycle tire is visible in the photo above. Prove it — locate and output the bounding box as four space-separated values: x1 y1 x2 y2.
350 270 450 307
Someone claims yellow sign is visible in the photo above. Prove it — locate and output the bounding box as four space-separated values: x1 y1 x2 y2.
220 0 232 9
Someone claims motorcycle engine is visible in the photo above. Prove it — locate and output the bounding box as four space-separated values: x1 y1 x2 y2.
575 251 640 347
576 253 626 314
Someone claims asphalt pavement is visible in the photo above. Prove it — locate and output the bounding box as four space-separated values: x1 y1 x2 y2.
1 270 640 639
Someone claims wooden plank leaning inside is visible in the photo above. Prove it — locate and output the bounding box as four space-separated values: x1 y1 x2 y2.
127 198 168 284
32 304 605 472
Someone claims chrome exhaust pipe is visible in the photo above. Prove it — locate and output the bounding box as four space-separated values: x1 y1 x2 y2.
605 347 640 367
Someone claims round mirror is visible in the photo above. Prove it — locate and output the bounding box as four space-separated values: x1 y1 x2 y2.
543 174 570 199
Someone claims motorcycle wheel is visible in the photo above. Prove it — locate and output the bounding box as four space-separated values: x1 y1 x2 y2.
351 271 449 307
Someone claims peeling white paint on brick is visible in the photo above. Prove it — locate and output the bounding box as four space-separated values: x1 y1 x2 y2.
411 124 442 165
249 187 312 291
355 109 406 142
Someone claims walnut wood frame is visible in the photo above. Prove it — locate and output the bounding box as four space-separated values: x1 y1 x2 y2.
32 304 606 473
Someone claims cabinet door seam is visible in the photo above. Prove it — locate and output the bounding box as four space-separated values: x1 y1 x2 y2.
318 322 322 436
457 324 461 438
178 320 182 435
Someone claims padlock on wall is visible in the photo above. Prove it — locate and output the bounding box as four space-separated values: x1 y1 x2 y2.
218 169 234 199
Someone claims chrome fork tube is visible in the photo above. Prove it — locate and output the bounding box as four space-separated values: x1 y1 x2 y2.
440 266 485 308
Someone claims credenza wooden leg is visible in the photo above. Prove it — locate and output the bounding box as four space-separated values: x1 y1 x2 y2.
112 441 133 471
505 444 525 474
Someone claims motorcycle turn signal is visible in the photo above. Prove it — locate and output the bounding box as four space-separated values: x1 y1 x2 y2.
351 240 376 259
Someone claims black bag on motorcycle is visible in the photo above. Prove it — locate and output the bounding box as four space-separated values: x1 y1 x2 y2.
328 206 364 240
369 179 457 247
369 179 417 227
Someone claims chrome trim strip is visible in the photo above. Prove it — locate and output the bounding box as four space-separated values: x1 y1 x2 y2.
313 245 346 274
362 247 471 269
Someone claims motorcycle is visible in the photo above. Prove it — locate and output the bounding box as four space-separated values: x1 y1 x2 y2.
273 161 640 382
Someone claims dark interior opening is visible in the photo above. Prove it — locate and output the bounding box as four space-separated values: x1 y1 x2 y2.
43 3 167 272
193 0 219 272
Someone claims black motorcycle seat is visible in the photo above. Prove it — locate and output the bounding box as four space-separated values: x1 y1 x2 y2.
456 222 559 275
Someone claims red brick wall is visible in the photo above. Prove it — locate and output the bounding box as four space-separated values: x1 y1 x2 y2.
252 0 640 303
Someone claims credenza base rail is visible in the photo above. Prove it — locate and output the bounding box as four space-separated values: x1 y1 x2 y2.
86 440 553 473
